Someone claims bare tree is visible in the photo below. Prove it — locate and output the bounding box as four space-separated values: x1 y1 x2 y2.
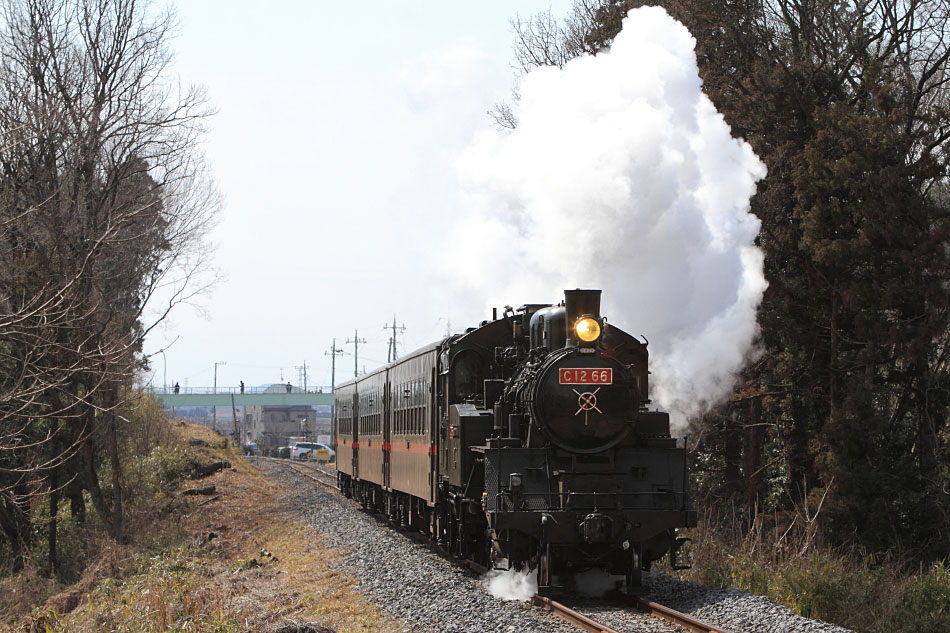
489 0 608 130
0 0 219 564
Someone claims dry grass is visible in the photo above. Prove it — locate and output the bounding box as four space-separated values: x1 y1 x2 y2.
4 422 401 633
660 513 950 633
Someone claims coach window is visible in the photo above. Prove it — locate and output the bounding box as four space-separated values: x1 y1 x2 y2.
402 382 408 434
412 383 417 435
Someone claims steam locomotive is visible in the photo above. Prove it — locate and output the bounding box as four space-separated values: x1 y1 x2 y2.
333 289 695 592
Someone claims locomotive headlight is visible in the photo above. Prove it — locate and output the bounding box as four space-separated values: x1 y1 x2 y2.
575 317 601 343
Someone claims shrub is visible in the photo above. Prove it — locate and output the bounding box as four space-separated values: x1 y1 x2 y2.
893 562 950 633
673 517 944 632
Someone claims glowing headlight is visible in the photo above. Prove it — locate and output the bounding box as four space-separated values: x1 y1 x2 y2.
575 317 601 343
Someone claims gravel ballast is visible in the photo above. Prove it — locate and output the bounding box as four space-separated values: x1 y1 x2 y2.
644 575 854 633
260 461 854 633
263 462 577 633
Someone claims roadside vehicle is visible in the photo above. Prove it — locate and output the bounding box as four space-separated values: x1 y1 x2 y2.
291 441 335 462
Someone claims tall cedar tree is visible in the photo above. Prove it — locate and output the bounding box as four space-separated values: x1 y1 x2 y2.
569 0 950 557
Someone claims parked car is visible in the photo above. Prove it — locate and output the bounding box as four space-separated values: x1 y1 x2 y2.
277 446 291 459
243 442 260 456
291 441 335 462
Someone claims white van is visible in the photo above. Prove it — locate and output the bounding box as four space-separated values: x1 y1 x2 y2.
290 441 335 462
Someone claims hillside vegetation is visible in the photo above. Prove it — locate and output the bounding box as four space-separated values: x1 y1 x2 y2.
2 420 398 633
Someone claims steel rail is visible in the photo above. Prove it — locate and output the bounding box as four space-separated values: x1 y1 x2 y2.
257 456 340 491
531 596 622 633
631 596 731 633
287 463 339 490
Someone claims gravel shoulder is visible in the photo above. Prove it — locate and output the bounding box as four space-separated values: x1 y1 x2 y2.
261 460 855 633
643 574 854 633
262 461 576 633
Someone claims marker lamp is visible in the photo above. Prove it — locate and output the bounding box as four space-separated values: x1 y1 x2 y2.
575 317 601 343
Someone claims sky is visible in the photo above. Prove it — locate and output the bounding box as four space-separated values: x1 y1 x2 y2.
144 1 576 393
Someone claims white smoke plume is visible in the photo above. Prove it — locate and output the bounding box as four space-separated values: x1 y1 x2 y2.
481 562 538 601
451 7 767 430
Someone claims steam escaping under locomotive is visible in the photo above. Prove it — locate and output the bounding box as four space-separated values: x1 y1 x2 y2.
333 289 695 593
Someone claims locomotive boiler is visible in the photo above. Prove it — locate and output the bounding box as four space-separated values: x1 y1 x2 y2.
334 289 695 592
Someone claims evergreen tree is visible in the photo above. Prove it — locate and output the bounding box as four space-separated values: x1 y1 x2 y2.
518 0 950 557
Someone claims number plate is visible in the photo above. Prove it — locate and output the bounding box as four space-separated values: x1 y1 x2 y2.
559 368 613 385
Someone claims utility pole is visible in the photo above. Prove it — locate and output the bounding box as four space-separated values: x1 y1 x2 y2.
326 339 347 448
382 315 406 363
213 360 226 433
325 339 347 393
346 330 366 378
439 316 452 337
296 361 309 391
160 350 167 394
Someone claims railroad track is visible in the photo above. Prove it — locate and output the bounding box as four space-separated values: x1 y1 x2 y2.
256 456 340 490
532 594 730 633
532 596 621 633
629 596 731 633
263 456 729 633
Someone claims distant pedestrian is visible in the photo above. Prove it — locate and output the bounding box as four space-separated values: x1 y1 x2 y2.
285 382 292 393
174 382 180 394
240 380 245 394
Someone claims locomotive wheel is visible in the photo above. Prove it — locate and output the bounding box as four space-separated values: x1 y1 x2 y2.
477 528 493 567
538 544 552 589
453 514 465 558
625 545 642 593
435 509 447 545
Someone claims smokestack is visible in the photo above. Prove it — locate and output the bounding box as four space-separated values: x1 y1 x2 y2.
564 289 601 332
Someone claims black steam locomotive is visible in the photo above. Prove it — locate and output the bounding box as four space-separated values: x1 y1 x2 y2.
333 289 695 592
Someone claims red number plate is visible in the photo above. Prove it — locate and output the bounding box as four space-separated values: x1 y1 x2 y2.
559 368 613 385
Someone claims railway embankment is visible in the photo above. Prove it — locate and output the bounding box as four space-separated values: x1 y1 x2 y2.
6 426 946 633
263 460 861 633
2 423 400 633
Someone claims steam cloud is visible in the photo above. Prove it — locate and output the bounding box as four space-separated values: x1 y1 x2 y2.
482 562 538 601
451 7 767 429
